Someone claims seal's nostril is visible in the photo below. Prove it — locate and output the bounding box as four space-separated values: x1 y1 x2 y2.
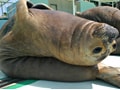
93 47 102 54
112 43 117 49
106 32 116 41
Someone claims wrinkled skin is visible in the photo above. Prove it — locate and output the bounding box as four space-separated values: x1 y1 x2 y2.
76 6 120 55
0 0 120 88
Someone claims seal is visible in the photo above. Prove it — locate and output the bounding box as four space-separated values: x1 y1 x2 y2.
76 6 120 55
0 0 120 88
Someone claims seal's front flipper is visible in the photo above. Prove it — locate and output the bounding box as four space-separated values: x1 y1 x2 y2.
75 12 82 17
26 0 53 10
32 3 53 10
97 63 120 88
27 1 33 8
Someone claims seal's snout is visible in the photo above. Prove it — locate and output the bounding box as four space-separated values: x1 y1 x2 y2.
93 24 119 42
104 24 119 43
102 24 118 53
92 24 119 56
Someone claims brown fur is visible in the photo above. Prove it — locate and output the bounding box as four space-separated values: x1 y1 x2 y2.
0 0 120 88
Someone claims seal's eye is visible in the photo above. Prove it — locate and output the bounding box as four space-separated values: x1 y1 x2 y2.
93 47 102 54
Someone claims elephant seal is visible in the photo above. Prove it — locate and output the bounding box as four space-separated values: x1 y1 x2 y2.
76 6 120 55
0 0 120 88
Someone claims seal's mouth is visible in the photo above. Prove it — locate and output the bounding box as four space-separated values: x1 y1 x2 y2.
97 54 108 61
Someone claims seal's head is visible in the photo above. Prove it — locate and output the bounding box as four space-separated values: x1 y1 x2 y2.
80 23 119 66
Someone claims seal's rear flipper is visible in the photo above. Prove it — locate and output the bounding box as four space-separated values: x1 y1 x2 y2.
16 0 53 22
16 0 29 21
